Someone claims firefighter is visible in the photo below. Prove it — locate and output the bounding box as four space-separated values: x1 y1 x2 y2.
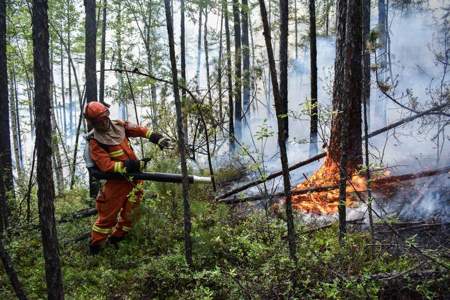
84 101 172 255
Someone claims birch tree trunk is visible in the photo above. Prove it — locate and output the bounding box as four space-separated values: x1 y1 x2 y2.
232 0 242 139
242 0 250 122
224 1 235 151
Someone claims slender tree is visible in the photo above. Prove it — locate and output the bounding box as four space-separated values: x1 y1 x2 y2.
258 0 297 262
0 0 13 231
99 0 107 103
232 0 242 138
279 0 289 139
85 0 97 102
32 0 65 297
224 0 235 151
163 0 193 267
180 0 188 136
241 0 250 122
85 0 98 198
309 0 318 154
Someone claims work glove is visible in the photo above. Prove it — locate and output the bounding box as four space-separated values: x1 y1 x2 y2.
124 159 143 173
148 132 175 150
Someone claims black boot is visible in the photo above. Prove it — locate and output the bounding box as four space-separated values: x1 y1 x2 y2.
89 243 103 255
108 236 126 247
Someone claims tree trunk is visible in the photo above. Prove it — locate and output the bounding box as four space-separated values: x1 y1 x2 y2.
258 0 297 262
0 237 28 300
51 39 65 196
85 0 97 102
60 32 67 136
309 0 318 154
204 8 213 106
99 0 107 104
295 0 298 58
85 0 99 199
32 0 65 298
279 0 289 139
12 66 24 170
337 0 363 243
163 0 193 267
115 1 127 120
180 0 188 137
196 6 202 89
328 0 362 171
0 0 13 231
217 7 224 122
241 0 250 122
9 68 21 176
224 1 235 151
232 0 242 139
362 0 371 128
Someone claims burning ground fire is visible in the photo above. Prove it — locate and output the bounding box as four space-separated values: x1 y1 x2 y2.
290 156 389 215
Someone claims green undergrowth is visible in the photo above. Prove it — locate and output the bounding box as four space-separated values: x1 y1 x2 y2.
0 160 448 299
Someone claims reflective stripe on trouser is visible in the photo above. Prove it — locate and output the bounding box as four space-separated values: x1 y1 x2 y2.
90 179 143 246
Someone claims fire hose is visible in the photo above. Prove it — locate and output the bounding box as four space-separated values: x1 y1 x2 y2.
88 167 212 184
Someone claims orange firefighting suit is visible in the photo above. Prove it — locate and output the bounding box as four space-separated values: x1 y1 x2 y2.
88 120 152 246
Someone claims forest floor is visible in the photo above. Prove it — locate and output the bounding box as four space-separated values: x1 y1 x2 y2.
0 158 448 299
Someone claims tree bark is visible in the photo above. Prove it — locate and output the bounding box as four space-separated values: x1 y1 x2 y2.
362 0 371 126
196 6 202 90
32 0 65 298
180 0 188 137
163 0 193 267
337 0 363 243
328 0 362 171
309 0 318 153
258 0 297 262
99 0 107 104
85 0 99 198
203 8 212 106
241 0 250 122
0 0 13 231
9 67 21 176
224 1 235 151
279 0 289 140
85 0 97 102
232 0 242 139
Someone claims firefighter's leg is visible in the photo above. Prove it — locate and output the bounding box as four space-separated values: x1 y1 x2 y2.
111 181 143 239
90 180 130 246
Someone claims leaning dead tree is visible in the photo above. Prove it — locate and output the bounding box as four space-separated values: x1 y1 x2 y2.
0 236 28 300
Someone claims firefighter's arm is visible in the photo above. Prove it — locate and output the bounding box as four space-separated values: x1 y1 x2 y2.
124 121 173 149
89 139 126 173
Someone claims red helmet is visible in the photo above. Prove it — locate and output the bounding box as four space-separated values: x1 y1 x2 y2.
84 102 110 121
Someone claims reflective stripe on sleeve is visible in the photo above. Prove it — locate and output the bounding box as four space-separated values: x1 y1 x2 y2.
122 226 132 232
92 224 113 235
109 149 125 158
114 162 126 173
145 129 151 139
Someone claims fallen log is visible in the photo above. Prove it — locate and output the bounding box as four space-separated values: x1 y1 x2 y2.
218 165 450 204
215 102 449 201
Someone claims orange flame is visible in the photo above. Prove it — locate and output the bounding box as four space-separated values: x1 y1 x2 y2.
290 157 367 214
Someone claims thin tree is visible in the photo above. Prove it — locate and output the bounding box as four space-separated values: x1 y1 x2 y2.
258 0 297 262
0 0 13 231
180 0 188 136
32 0 65 297
309 0 318 154
224 0 235 151
99 0 107 103
232 0 242 139
163 0 193 267
279 0 289 139
241 0 250 122
85 0 98 198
